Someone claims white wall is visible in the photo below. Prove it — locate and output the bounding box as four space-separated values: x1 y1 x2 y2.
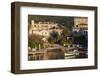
0 0 100 76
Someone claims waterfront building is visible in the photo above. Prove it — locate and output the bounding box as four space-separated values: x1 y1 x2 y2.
72 17 88 36
29 20 63 37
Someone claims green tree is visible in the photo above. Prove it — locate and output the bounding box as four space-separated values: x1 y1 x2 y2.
28 34 44 49
48 31 60 44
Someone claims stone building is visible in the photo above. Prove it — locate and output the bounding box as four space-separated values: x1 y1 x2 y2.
72 17 88 36
29 20 63 37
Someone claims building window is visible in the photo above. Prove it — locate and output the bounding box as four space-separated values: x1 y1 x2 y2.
34 25 36 27
70 45 73 47
76 25 78 27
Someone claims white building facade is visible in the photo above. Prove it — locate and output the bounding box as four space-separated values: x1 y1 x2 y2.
29 20 63 37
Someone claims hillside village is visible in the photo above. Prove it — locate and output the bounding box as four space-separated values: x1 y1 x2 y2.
28 16 88 60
